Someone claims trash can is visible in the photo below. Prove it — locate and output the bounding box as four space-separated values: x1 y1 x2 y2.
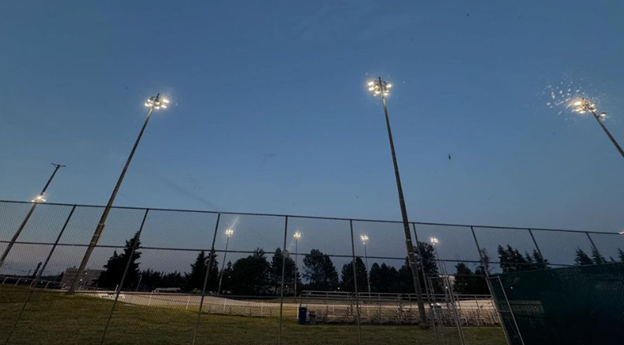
298 306 307 325
309 311 317 325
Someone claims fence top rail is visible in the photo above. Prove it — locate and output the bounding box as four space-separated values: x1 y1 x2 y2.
0 199 620 236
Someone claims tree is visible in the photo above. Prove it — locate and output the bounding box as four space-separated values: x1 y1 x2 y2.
269 248 297 294
454 263 474 294
186 250 219 292
575 248 593 266
229 248 270 295
398 242 439 293
591 248 607 265
497 245 530 273
370 263 400 293
97 232 142 289
618 249 624 262
340 257 367 292
303 249 339 291
531 250 549 270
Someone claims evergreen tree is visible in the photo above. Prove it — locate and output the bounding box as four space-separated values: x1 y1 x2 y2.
369 263 400 293
398 242 439 293
303 249 339 291
340 257 367 292
186 250 219 292
532 250 549 270
591 248 607 265
574 248 593 266
453 263 474 294
229 248 270 295
498 245 529 273
618 249 624 262
97 232 142 289
269 248 297 294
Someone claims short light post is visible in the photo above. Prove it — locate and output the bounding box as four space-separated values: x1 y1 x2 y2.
360 235 371 295
217 229 234 295
68 94 169 294
293 231 301 297
0 163 65 269
571 98 624 159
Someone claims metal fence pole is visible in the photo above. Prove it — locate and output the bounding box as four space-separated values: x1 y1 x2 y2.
100 208 150 345
494 276 526 345
527 228 547 267
192 213 221 345
412 224 431 300
349 219 363 345
470 226 512 345
4 205 77 345
585 232 604 261
277 216 289 345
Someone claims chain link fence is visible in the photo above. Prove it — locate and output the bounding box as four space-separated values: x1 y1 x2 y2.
1 200 622 345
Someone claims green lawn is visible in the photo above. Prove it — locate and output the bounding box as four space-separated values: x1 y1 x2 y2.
0 286 506 345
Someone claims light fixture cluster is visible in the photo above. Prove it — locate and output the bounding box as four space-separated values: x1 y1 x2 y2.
367 80 392 97
145 94 170 110
571 98 608 119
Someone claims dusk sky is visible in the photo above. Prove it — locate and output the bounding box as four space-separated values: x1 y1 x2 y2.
2 0 624 235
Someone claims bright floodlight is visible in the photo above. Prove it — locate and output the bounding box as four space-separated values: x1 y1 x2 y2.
145 94 170 110
619 230 624 235
225 229 234 237
31 195 46 203
570 98 596 115
293 231 302 240
367 79 391 97
430 237 439 245
360 235 369 244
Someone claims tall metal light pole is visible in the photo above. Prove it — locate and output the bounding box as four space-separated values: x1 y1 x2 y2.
360 235 371 295
68 94 169 293
366 77 428 326
293 231 301 297
0 163 65 269
217 229 234 295
571 98 624 159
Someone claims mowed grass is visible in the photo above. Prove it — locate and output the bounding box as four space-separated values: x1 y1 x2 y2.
0 286 506 345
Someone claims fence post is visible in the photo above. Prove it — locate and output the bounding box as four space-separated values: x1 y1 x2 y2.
4 205 77 345
192 213 221 345
585 232 604 261
277 216 289 345
186 295 191 311
470 226 512 345
494 276 526 345
349 219 363 345
411 224 431 300
527 229 547 267
100 208 150 345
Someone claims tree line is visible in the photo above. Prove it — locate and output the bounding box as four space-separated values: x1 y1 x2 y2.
94 232 624 296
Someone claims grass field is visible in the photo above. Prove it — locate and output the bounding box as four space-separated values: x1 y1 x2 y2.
0 286 506 345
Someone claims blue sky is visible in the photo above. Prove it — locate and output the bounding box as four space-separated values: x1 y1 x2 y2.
1 0 623 234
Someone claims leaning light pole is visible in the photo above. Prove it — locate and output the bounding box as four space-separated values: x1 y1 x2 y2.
293 231 301 297
366 77 428 326
571 98 624 159
0 163 65 269
68 94 169 293
360 235 371 295
217 228 234 295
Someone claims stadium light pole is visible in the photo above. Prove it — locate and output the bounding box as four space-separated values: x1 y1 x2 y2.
293 231 301 296
0 163 65 269
68 94 169 294
366 77 428 326
571 98 624 159
360 235 371 295
217 229 234 295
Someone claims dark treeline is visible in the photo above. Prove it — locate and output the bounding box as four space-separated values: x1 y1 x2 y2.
92 233 624 295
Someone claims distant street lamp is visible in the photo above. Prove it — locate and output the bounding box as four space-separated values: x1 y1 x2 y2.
293 231 301 297
571 98 624 159
68 94 169 293
366 77 428 326
360 235 371 295
0 163 65 269
217 229 234 294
